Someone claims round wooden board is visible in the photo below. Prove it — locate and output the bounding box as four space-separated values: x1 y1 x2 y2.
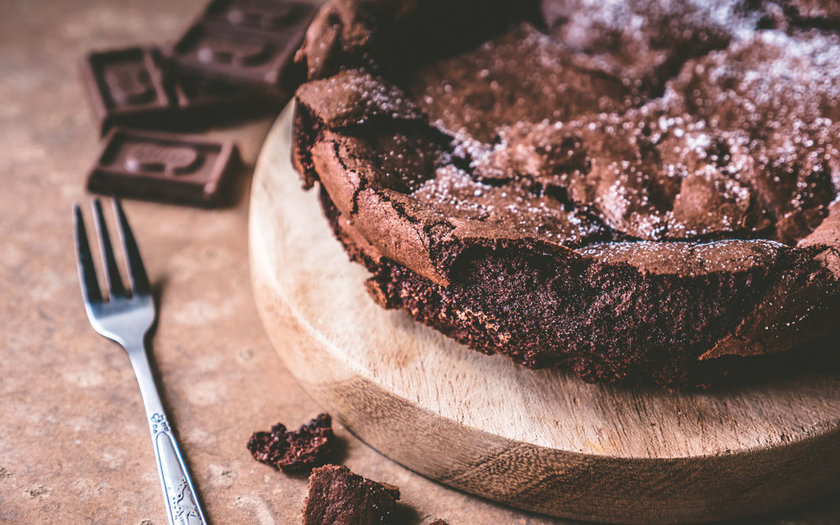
249 104 840 524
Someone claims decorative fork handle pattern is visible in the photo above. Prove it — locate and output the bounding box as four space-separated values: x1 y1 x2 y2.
128 346 208 525
149 412 206 525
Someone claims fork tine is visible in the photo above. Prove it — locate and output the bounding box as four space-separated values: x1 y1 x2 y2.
113 199 151 295
92 199 128 298
74 204 103 304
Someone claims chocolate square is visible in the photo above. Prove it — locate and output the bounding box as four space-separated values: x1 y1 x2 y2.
87 128 239 206
167 0 316 91
81 47 173 135
81 46 283 135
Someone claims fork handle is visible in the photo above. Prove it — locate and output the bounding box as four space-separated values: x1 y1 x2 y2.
128 344 208 525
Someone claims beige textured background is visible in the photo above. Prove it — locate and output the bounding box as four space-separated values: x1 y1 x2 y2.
1 0 839 523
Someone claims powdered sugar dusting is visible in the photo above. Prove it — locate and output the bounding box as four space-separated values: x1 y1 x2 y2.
305 0 840 251
406 12 840 245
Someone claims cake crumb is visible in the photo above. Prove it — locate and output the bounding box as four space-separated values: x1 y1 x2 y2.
303 465 400 525
247 413 334 472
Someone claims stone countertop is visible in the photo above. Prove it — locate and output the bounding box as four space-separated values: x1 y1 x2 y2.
1 1 839 523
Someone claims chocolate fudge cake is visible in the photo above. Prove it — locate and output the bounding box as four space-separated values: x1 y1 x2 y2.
290 0 840 387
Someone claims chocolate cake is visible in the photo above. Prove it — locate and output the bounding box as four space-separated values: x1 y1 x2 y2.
290 0 840 386
302 465 400 525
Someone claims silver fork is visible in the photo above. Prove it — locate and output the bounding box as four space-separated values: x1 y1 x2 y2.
74 199 208 525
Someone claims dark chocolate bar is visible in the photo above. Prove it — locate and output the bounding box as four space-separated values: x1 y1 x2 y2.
81 46 282 135
167 0 316 91
81 47 172 135
87 128 239 206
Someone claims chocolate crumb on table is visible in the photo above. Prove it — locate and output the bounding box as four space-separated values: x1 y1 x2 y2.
302 465 400 525
247 413 335 472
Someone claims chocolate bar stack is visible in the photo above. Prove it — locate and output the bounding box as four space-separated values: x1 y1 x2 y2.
81 0 316 206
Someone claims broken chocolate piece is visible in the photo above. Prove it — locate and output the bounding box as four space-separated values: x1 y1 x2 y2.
303 465 400 525
247 413 334 472
168 0 316 92
87 127 239 206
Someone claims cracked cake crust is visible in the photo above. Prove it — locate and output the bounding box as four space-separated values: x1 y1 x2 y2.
291 0 840 386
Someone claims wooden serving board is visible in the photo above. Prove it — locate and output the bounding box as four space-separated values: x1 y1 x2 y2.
249 105 840 524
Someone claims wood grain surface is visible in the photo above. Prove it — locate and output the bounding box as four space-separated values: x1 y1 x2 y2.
250 104 840 524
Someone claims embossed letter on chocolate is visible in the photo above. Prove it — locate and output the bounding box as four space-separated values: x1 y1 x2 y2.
104 62 157 105
124 144 203 176
87 128 239 206
168 0 316 91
